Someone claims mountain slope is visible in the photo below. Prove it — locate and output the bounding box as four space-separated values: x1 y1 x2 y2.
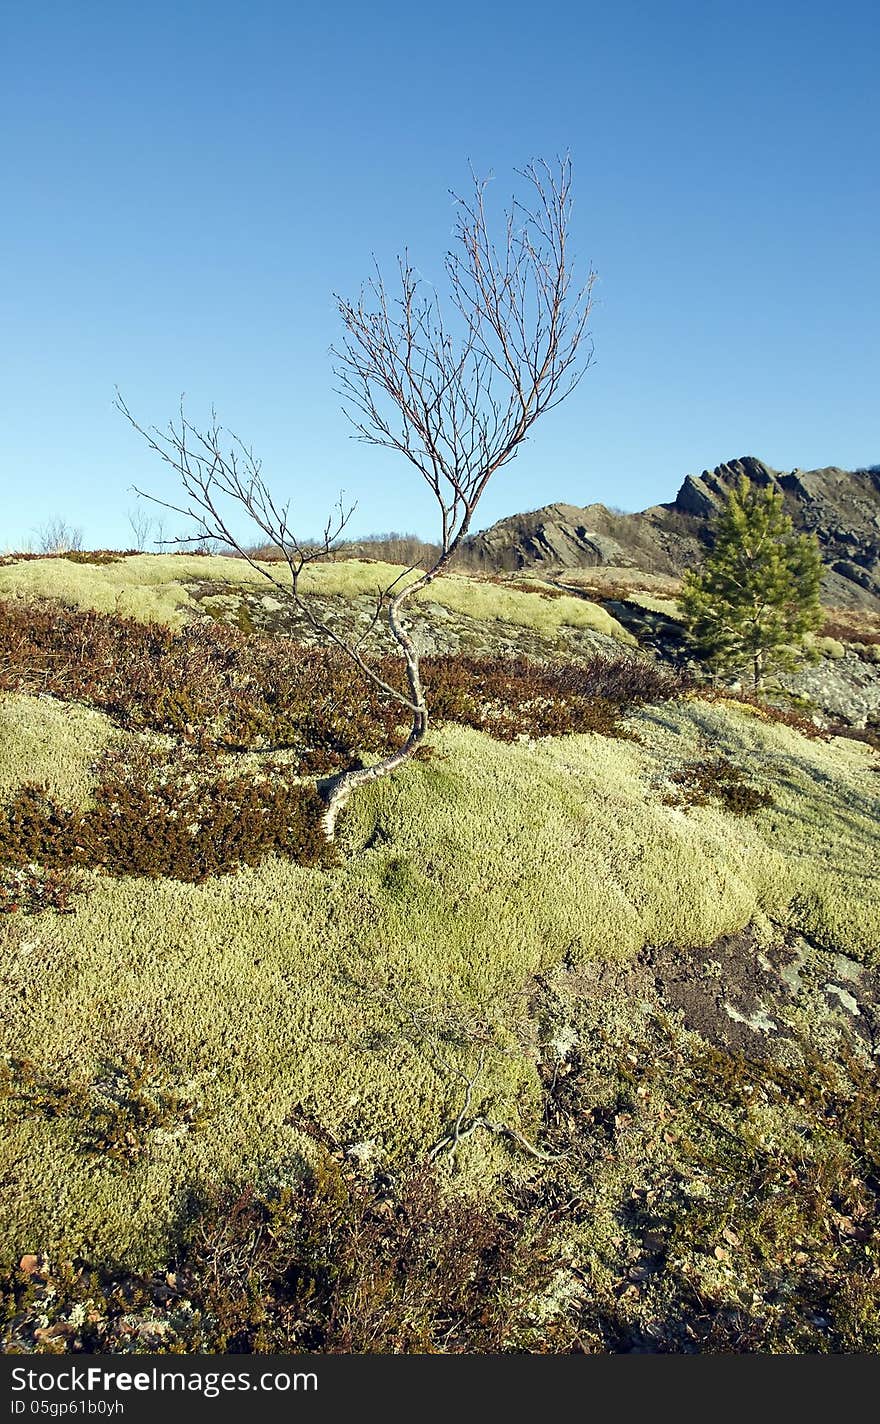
464 456 880 610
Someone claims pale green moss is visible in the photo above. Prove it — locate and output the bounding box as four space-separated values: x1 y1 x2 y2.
634 698 879 960
812 635 846 659
0 699 877 1267
0 694 118 806
0 555 633 643
418 577 634 642
0 559 196 627
626 592 682 619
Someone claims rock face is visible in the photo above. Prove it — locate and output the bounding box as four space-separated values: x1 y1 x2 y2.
463 456 880 610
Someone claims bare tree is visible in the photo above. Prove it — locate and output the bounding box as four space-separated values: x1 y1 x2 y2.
36 518 84 554
127 504 156 552
117 157 594 838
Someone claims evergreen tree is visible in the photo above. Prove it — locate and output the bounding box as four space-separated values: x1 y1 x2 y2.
680 476 823 690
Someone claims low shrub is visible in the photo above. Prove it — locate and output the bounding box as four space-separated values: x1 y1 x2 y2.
0 864 87 916
828 724 880 753
0 1161 566 1354
820 616 880 647
63 551 130 566
4 1028 878 1354
532 1019 880 1353
479 577 570 601
0 753 333 883
567 578 642 603
0 599 694 888
2 1050 205 1166
0 600 402 771
664 757 773 815
0 600 687 765
421 653 689 741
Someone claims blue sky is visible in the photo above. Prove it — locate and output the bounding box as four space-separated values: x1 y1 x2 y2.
2 0 877 549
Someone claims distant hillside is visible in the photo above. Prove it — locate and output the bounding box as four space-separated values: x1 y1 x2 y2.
463 456 880 610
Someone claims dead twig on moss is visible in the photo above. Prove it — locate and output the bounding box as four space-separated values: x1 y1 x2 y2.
429 1112 566 1165
427 1046 566 1164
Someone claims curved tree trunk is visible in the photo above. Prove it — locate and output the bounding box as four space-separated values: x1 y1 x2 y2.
318 567 438 840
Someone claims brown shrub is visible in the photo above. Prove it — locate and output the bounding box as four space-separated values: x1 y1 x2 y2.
2 605 682 885
0 602 691 885
0 600 402 771
0 864 87 916
0 601 687 764
820 613 880 646
2 1050 205 1166
563 578 638 603
0 1160 566 1354
4 1032 878 1354
422 653 689 741
664 758 773 815
477 577 570 600
828 724 880 752
62 551 131 565
0 754 333 884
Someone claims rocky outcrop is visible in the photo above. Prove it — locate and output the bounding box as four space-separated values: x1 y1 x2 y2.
463 457 880 611
461 502 636 571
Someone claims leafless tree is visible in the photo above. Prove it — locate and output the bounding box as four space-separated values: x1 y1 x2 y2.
36 518 83 554
127 504 156 552
116 157 594 838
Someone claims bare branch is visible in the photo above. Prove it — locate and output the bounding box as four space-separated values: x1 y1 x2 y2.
332 155 595 565
35 518 83 555
427 1045 565 1166
115 390 418 713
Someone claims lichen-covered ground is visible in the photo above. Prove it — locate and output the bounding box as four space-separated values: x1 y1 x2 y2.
1 556 878 1353
0 553 632 649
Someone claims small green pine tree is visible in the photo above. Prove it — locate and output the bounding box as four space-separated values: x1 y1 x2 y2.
680 476 823 690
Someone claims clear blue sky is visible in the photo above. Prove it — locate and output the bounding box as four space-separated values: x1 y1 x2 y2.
2 0 877 550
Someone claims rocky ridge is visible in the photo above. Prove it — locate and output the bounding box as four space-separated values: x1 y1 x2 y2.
464 456 880 611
